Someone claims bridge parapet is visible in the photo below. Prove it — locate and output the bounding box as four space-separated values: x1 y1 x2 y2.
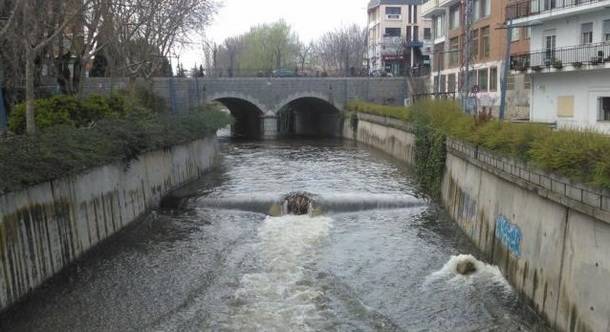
83 77 408 114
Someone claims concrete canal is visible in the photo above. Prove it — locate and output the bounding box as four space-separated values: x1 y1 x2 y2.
0 139 549 331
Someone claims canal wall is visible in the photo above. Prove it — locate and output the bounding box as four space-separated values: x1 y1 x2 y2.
345 113 610 332
0 137 218 312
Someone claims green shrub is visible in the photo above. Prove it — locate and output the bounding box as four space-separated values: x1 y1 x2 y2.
529 129 610 182
8 95 78 134
0 110 233 194
350 99 610 191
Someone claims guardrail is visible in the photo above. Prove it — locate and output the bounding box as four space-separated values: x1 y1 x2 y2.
506 0 609 20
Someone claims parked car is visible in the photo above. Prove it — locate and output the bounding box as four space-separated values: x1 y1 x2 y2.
272 69 297 78
370 70 393 77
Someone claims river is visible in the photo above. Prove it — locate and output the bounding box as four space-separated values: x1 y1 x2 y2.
0 139 549 331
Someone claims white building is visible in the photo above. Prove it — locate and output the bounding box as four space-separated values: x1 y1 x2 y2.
508 0 610 132
367 0 433 76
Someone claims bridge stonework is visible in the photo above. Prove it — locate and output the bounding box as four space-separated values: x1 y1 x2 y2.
83 77 407 138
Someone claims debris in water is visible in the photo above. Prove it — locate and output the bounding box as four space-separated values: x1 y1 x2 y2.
282 192 314 215
456 260 477 275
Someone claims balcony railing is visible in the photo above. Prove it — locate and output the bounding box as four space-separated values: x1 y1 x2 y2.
510 42 610 71
506 0 609 21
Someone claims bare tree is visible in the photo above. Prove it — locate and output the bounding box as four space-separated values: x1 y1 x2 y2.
315 25 367 76
3 0 94 134
296 41 314 73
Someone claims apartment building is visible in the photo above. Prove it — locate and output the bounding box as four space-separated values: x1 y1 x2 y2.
422 0 530 118
507 0 610 132
367 0 433 76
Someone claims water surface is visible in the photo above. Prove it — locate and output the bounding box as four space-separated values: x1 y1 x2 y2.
0 139 548 331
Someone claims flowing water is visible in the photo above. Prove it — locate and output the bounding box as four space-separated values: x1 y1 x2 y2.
0 139 549 332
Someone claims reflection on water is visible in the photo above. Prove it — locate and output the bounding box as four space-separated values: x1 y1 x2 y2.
0 139 549 332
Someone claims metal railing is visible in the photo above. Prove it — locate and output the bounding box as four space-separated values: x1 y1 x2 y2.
447 138 610 217
506 0 610 20
510 42 610 71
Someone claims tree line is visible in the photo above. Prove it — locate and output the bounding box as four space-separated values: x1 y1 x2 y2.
0 0 216 134
206 20 368 77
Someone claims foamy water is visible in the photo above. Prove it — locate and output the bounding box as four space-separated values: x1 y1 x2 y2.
227 215 333 331
424 254 512 291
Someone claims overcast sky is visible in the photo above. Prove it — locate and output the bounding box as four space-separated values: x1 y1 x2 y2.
179 0 370 70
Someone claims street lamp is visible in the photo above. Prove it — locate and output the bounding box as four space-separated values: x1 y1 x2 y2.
0 15 9 133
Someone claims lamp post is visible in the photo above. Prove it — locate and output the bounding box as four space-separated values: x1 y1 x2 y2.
0 64 7 134
0 15 8 134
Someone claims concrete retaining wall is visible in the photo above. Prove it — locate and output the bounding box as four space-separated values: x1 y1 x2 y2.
345 113 610 332
0 137 218 312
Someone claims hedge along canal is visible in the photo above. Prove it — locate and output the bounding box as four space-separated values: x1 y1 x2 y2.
344 110 610 332
0 111 230 312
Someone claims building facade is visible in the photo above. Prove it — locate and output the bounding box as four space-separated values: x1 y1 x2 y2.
422 0 530 118
508 0 610 132
367 0 433 77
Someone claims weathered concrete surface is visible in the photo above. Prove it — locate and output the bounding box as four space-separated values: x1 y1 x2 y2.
0 137 218 312
344 113 416 164
345 112 610 332
82 77 408 114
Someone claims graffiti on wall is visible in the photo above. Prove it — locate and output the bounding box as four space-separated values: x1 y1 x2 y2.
495 215 522 257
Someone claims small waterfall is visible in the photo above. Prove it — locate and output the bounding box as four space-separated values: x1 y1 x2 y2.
196 192 425 216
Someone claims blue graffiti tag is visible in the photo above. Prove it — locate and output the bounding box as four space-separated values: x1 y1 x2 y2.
495 215 522 257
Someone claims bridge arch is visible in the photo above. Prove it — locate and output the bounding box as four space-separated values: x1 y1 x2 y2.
210 94 266 139
276 95 342 138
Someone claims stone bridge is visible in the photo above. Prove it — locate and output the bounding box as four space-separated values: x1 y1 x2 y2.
83 77 407 138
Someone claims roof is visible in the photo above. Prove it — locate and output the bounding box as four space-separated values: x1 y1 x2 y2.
367 0 423 10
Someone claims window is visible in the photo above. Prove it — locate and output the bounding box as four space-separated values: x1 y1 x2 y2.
599 97 610 121
448 74 457 92
507 74 515 91
480 26 490 58
478 69 488 91
434 15 444 38
525 27 532 40
471 30 479 61
434 75 440 93
413 25 419 41
524 75 531 89
468 70 477 91
385 7 401 15
544 34 557 62
385 28 401 37
440 75 447 93
489 67 498 91
581 23 593 45
424 28 432 40
450 5 460 30
473 0 481 21
481 0 491 17
449 37 460 66
604 20 610 41
511 27 520 42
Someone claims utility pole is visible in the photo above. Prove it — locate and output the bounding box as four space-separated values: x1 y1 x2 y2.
460 0 474 113
499 19 514 121
0 70 6 134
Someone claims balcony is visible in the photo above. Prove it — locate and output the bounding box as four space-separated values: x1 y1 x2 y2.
506 0 610 24
439 0 460 8
421 0 444 18
510 42 610 73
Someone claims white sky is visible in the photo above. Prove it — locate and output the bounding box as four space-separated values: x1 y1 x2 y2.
179 0 370 70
